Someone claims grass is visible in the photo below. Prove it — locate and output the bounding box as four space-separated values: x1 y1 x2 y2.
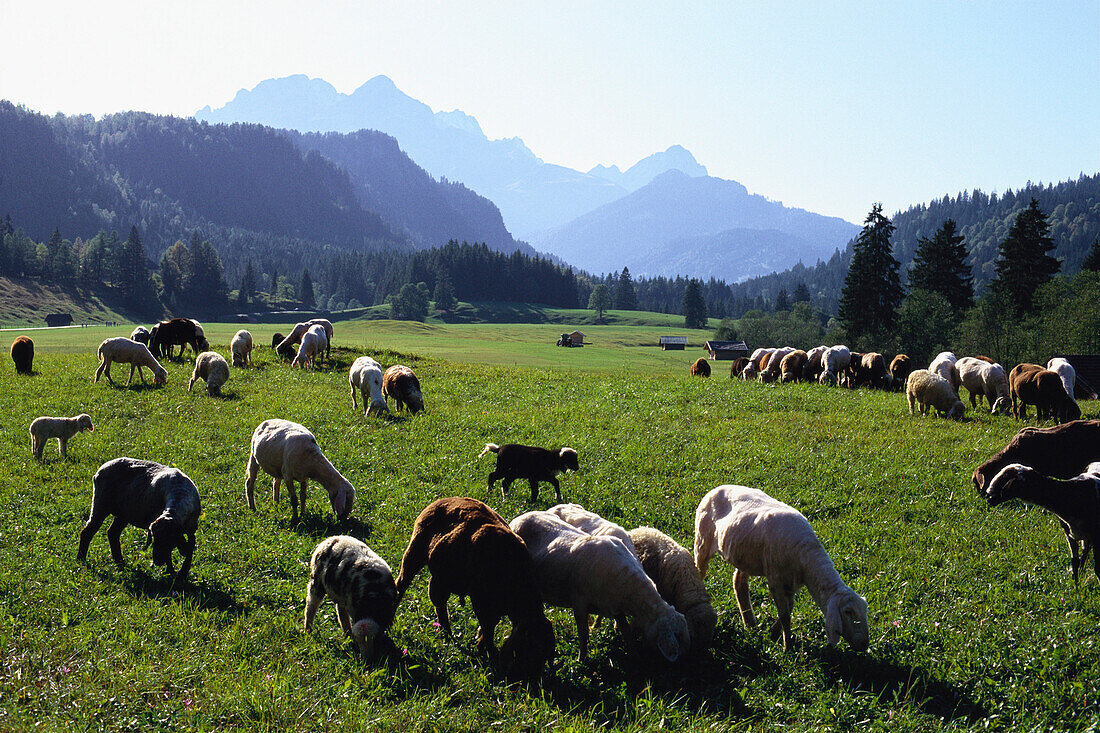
2 326 1100 731
0 277 128 329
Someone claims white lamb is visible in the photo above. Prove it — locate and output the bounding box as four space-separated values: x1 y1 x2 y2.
349 356 389 417
509 510 690 663
749 347 775 371
188 351 230 396
1047 358 1078 404
245 419 355 521
230 330 253 367
694 485 868 652
291 325 328 368
906 368 965 419
93 337 167 386
818 345 851 386
29 414 94 459
928 351 959 393
547 503 638 557
957 357 1011 414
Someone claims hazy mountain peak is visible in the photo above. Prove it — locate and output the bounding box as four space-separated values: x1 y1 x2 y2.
434 109 485 138
588 145 708 192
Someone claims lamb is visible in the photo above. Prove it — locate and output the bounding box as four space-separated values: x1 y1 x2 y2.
94 337 167 386
306 318 334 361
1009 363 1081 422
77 457 201 583
479 442 578 503
1047 358 1079 404
349 356 389 417
271 332 285 349
760 347 795 383
694 485 868 651
802 345 828 381
291 324 328 368
728 357 749 379
382 364 424 413
245 419 355 522
546 503 637 557
510 510 690 662
30 413 94 460
230 330 253 367
888 354 913 391
10 336 34 374
305 535 398 661
629 526 717 655
928 351 960 393
395 497 555 678
689 357 711 377
972 420 1100 494
150 318 206 358
905 369 965 419
984 462 1100 585
188 351 230 396
780 350 809 383
818 345 851 386
130 326 151 345
956 357 1011 414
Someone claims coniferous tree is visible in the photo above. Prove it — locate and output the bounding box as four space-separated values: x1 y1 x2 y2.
614 267 638 310
300 269 315 309
239 260 257 307
793 282 811 303
1082 237 1100 272
588 283 611 321
838 204 903 344
116 226 157 316
185 233 228 316
908 218 973 315
774 289 789 311
683 279 708 328
990 198 1060 315
433 274 457 312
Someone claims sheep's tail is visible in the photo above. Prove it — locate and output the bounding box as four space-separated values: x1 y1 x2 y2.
693 503 718 578
478 443 500 459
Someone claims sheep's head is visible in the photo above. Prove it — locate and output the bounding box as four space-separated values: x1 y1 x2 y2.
148 515 184 567
500 616 555 680
991 396 1012 416
646 609 690 664
985 463 1032 506
1060 398 1082 423
198 337 210 352
946 401 965 420
329 481 355 520
77 414 94 432
826 590 868 652
276 341 296 360
685 603 718 653
558 448 579 473
350 618 381 659
405 386 425 414
153 365 168 385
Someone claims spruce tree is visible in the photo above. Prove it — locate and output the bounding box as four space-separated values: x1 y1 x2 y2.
908 218 973 315
838 204 903 343
300 269 315 309
433 274 457 312
614 267 638 310
990 198 1060 315
683 279 708 328
1082 236 1100 272
793 282 811 304
774 288 789 311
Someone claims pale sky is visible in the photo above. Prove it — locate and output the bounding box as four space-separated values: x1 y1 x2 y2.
3 1 1097 224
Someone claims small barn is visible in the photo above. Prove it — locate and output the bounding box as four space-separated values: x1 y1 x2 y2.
659 336 688 350
1053 354 1100 399
703 340 749 360
45 313 73 327
568 330 585 346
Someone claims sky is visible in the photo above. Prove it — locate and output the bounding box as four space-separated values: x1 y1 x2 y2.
2 1 1097 224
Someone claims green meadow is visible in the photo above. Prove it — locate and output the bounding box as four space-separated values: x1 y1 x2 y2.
2 321 1100 731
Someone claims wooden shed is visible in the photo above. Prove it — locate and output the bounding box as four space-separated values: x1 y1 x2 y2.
568 330 585 346
703 340 749 360
45 313 72 327
659 336 688 350
1053 354 1100 399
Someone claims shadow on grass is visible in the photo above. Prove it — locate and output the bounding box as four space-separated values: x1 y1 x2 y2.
287 512 374 540
101 565 246 616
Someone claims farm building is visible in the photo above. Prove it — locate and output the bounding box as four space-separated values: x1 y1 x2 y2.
568 330 585 346
703 340 749 360
45 313 72 327
659 336 688 350
1053 354 1100 399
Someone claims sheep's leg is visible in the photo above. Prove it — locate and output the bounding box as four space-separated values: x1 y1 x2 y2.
31 434 43 460
105 517 128 565
176 533 195 582
1092 543 1100 585
298 480 308 517
289 482 300 522
59 437 68 456
733 569 757 627
271 477 281 504
471 597 501 659
245 454 260 511
336 604 353 635
1060 523 1081 584
77 511 110 561
573 608 590 660
767 579 795 650
429 575 452 636
124 363 136 386
529 478 541 503
547 476 563 503
94 358 106 383
303 578 326 630
488 472 508 498
103 360 114 384
137 365 147 384
350 383 358 410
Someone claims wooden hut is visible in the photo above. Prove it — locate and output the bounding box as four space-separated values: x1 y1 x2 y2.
703 340 749 360
568 330 585 346
659 336 688 350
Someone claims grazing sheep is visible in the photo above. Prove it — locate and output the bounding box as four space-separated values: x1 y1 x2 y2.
888 354 913 391
780 350 809 383
818 345 851 386
188 351 230 396
906 369 965 419
973 420 1100 494
1009 364 1081 423
230 330 253 367
689 358 711 377
957 357 1011 414
480 443 578 503
245 419 355 522
739 362 758 381
547 503 637 557
306 318 334 361
760 347 795 383
846 352 888 389
271 332 285 349
349 356 389 417
382 364 424 413
395 497 555 678
694 485 868 652
728 357 749 378
11 336 34 374
291 324 328 368
305 535 398 661
77 457 201 583
629 526 717 655
928 351 960 393
94 337 167 386
150 318 205 359
510 510 690 662
276 322 311 359
1047 358 1078 404
749 347 775 372
130 327 151 345
803 345 828 381
985 462 1100 585
30 414 94 460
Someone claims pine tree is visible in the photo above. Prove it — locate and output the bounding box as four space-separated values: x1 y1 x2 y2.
300 269 315 309
270 268 279 308
238 260 256 308
838 204 903 343
1082 236 1100 272
116 226 158 316
908 218 973 314
185 233 228 316
614 267 637 310
433 274 457 312
683 279 708 328
990 198 1060 315
588 283 611 321
793 282 811 303
774 289 789 311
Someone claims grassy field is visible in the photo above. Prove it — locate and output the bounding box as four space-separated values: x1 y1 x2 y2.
3 326 1100 731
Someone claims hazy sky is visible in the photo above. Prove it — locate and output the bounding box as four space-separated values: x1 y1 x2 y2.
3 1 1097 223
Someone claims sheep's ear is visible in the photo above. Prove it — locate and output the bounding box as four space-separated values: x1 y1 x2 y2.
657 630 681 663
825 596 843 646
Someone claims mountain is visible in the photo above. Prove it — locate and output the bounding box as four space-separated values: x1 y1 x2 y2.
588 145 707 192
531 170 860 279
196 75 706 239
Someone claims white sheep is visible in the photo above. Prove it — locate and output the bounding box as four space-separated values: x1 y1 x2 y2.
190 320 210 352
1047 358 1078 404
818 345 851 385
129 326 151 345
93 337 167 386
928 351 960 393
349 356 389 417
291 325 328 368
739 362 758 381
749 347 775 372
188 351 230 396
906 368 965 419
547 503 638 557
245 419 355 521
759 346 795 383
629 526 717 655
694 485 868 652
230 330 253 367
957 357 1011 414
307 318 334 361
29 414 94 460
509 510 690 663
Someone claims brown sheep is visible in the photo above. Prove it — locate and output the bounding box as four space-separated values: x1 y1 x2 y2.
728 357 749 378
973 420 1100 494
888 354 913 391
10 336 33 374
271 332 285 349
972 355 995 363
1009 364 1081 423
395 497 555 679
847 352 888 389
382 364 425 413
150 318 206 359
689 357 711 377
780 350 809 383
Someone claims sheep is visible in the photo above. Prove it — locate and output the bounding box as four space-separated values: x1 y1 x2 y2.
888 354 913 391
906 369 965 420
510 510 690 662
349 356 389 417
694 485 868 652
130 326 151 345
94 337 167 386
479 442 578 503
972 420 1100 494
1009 363 1081 423
1047 358 1079 404
77 457 201 583
957 357 1011 414
760 347 795 383
304 535 398 661
188 351 230 396
629 526 717 655
306 318 334 361
749 347 775 372
739 362 758 381
271 332 285 349
11 336 34 374
276 322 311 359
728 357 749 378
984 462 1100 585
928 351 960 393
150 318 205 358
780 350 809 383
818 345 851 385
230 330 253 367
382 364 424 413
291 324 328 368
846 352 888 389
30 414 94 460
245 419 355 522
803 345 828 381
546 503 637 557
395 497 555 679
689 357 711 377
